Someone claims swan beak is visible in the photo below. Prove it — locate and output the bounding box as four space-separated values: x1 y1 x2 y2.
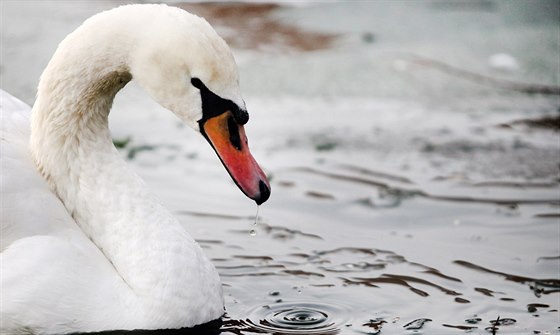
200 111 271 205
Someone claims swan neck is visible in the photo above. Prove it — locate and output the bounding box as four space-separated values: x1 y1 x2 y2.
31 60 131 206
28 11 223 323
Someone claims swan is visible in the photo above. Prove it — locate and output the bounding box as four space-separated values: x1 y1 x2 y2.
0 4 270 334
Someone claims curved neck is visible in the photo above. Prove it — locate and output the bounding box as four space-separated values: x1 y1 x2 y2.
30 31 133 226
28 9 222 323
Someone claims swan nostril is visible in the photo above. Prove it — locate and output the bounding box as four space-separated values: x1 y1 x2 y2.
227 116 242 151
256 180 271 205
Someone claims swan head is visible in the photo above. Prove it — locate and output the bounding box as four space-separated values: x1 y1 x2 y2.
128 5 270 204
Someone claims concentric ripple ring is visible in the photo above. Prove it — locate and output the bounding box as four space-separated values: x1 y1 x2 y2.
245 301 349 334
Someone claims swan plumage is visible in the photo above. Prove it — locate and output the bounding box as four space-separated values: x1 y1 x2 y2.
0 4 269 334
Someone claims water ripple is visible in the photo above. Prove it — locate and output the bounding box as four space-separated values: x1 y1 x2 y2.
239 301 349 334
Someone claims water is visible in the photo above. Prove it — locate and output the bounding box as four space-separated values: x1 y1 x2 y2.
1 1 559 334
250 206 260 236
235 301 349 334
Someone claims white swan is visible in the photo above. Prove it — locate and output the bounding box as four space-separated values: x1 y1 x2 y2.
0 4 270 334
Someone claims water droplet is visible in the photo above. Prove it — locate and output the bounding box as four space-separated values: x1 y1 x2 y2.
254 205 260 225
365 187 403 208
249 205 260 236
292 286 303 294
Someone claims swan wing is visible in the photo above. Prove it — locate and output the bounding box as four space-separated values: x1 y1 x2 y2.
0 90 132 332
1 89 85 248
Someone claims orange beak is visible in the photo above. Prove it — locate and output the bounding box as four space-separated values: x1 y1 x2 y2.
200 111 271 205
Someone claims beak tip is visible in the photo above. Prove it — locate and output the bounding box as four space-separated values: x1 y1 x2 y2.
255 180 271 205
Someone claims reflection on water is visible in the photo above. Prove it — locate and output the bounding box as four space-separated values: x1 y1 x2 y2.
106 154 558 334
189 157 559 334
454 260 560 296
70 320 222 335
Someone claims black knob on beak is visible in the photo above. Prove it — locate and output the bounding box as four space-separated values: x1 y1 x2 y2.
256 180 271 205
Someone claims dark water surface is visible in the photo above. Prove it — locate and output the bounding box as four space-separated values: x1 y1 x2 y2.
2 1 559 334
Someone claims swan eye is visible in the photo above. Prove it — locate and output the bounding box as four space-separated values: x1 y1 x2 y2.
192 77 249 127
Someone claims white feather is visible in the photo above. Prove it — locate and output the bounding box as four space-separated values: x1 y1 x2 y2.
0 4 245 333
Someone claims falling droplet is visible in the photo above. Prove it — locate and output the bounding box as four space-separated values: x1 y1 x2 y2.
254 205 260 225
250 205 260 237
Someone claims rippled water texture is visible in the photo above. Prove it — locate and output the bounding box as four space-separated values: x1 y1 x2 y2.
2 1 559 334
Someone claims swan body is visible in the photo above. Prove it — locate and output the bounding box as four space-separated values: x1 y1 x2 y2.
0 4 269 334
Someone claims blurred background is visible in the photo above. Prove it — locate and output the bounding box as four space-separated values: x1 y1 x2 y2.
2 1 559 334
